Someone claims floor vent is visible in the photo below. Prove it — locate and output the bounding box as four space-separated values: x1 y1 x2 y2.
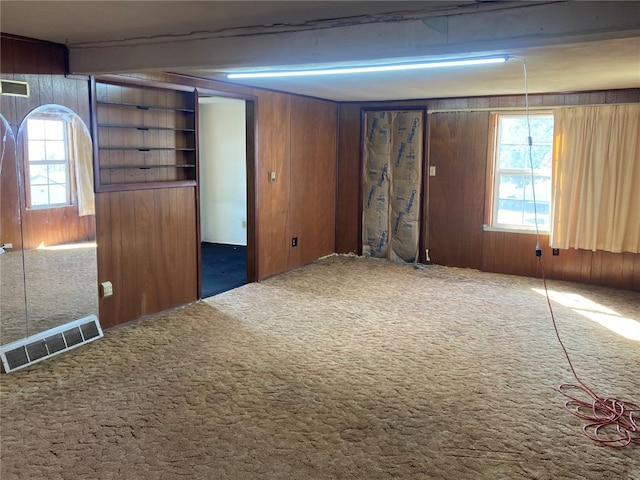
1 315 103 373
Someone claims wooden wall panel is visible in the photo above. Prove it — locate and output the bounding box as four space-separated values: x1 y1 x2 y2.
125 73 341 283
94 193 114 326
75 69 342 327
0 34 66 75
168 187 198 307
1 35 94 250
245 101 257 282
96 187 198 328
289 96 338 267
337 89 639 291
427 112 488 270
336 104 362 254
255 91 291 279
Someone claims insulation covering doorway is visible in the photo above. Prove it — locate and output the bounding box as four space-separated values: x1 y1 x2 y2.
362 110 424 263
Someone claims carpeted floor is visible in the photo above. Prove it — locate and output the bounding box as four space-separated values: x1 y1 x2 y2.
1 255 638 479
0 246 98 345
201 242 247 298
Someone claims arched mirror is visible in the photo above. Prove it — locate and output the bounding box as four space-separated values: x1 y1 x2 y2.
15 105 97 338
0 114 28 345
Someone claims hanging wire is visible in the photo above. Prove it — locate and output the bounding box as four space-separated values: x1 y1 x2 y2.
511 55 639 448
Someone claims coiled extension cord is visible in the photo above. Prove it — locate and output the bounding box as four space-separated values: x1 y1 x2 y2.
538 257 639 448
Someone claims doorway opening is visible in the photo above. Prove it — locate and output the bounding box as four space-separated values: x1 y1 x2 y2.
198 96 252 298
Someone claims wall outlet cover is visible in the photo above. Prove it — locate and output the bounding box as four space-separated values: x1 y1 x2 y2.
100 281 113 298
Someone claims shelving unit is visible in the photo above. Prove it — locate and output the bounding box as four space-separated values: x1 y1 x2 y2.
91 78 198 191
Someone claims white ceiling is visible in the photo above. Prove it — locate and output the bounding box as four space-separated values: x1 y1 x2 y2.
2 1 640 101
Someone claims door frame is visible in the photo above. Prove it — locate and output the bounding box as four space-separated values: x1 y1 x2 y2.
195 88 258 297
359 106 429 263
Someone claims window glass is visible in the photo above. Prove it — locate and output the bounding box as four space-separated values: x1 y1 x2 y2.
491 114 553 231
25 117 71 208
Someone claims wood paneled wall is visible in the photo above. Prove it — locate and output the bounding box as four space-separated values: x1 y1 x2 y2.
1 34 95 250
336 104 362 255
428 112 488 271
337 90 640 291
2 31 338 327
95 187 198 328
289 96 337 268
3 36 339 329
129 73 339 279
95 78 338 326
255 92 292 277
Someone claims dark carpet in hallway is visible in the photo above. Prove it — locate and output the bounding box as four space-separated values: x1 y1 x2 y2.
201 242 247 298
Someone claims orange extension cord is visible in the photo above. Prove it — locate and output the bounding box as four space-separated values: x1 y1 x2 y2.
538 257 639 448
516 54 638 448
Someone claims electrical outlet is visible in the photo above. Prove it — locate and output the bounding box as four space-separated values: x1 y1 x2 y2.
100 281 113 298
291 237 298 247
268 171 276 183
242 220 247 228
552 248 560 256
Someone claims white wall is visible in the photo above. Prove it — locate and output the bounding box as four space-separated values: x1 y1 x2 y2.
198 98 247 246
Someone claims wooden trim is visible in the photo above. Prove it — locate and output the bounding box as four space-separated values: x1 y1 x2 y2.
0 32 66 48
357 108 365 255
95 180 197 193
195 87 259 284
195 86 259 102
93 74 197 93
358 105 428 260
484 113 498 226
341 89 640 109
193 94 202 299
418 107 428 263
246 100 259 283
175 72 342 103
333 103 341 256
90 77 101 193
427 103 639 114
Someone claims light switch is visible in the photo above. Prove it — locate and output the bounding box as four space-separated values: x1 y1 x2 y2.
429 166 436 177
100 281 113 298
269 171 276 183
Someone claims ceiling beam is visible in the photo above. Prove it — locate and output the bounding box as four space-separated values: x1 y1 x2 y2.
69 2 640 74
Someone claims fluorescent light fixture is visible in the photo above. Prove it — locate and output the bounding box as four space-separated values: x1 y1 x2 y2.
228 56 509 79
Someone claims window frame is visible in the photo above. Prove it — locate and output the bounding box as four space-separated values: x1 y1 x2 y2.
23 114 75 210
485 111 553 234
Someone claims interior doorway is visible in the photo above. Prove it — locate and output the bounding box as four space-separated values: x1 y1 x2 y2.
198 96 249 298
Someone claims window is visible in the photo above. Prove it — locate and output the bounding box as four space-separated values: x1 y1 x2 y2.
25 116 72 208
489 113 553 232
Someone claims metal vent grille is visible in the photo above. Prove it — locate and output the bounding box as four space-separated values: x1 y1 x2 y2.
0 80 30 98
1 315 103 373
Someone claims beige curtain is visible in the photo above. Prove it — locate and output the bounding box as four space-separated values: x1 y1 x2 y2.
550 104 640 253
71 117 95 216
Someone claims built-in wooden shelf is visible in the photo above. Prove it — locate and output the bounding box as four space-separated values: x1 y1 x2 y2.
98 147 196 151
92 78 198 191
100 164 196 169
96 100 195 113
98 124 195 132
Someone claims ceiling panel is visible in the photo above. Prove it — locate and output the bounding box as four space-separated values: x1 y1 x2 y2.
2 1 639 101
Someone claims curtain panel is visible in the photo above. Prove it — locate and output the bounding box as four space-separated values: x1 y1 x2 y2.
550 104 640 253
71 116 95 217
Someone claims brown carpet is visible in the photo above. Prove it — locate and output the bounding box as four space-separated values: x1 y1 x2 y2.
0 246 98 344
1 255 638 479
